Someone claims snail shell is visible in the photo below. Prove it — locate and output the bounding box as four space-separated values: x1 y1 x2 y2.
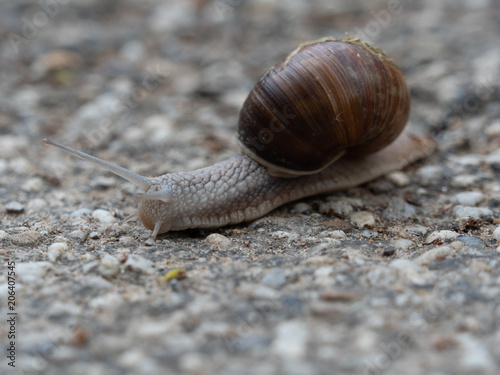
238 37 410 176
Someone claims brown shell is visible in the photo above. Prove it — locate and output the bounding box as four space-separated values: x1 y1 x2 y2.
237 37 410 176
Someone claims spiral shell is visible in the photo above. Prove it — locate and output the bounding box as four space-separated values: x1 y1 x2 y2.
237 37 410 176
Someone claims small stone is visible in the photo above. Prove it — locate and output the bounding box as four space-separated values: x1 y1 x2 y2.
452 175 479 188
452 205 492 219
70 208 92 218
69 229 86 240
5 201 24 213
21 177 44 192
349 211 375 228
47 242 69 262
261 268 286 289
382 197 416 221
417 165 442 182
144 238 155 246
456 236 484 248
88 232 100 239
124 254 155 275
318 230 346 240
390 238 414 250
382 247 395 256
92 209 115 224
27 198 47 212
485 119 500 136
454 191 484 206
119 236 136 246
9 230 44 247
17 262 52 283
98 254 121 277
425 230 459 244
414 246 453 266
206 233 231 250
271 320 309 359
387 171 410 187
493 226 500 241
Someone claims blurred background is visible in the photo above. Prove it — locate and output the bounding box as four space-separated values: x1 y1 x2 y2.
1 0 498 172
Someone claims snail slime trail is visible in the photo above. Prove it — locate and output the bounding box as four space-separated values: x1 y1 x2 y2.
43 37 434 239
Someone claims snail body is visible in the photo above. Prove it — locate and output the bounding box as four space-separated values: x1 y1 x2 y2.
43 37 434 239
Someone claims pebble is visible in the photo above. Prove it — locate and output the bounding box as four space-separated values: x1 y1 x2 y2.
119 236 136 246
70 208 92 218
124 254 155 275
261 268 287 289
458 334 496 373
456 236 484 248
206 233 231 250
413 245 453 266
98 254 121 277
387 171 410 187
89 232 100 239
318 230 346 240
381 197 416 221
47 242 69 262
9 230 44 247
69 229 86 240
21 177 44 192
425 230 459 244
452 175 479 188
492 226 500 241
5 201 24 213
454 191 484 206
27 198 47 212
390 238 414 250
452 205 493 219
349 211 376 228
320 197 362 216
271 320 309 359
17 262 53 283
92 209 116 224
416 165 442 183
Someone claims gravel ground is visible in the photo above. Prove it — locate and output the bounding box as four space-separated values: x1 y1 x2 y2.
1 1 500 374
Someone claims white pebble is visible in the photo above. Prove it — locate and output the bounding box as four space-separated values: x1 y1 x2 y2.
70 208 92 218
47 242 68 262
349 211 375 228
272 320 309 359
387 171 410 187
454 191 484 206
27 198 47 212
452 175 478 188
5 201 24 213
206 233 231 250
319 230 346 240
69 229 86 240
485 120 500 136
21 177 44 192
417 165 442 181
493 227 500 241
98 254 120 277
124 254 155 275
92 209 115 224
17 262 53 283
390 238 414 250
452 205 492 219
425 230 459 244
413 246 453 266
89 232 100 239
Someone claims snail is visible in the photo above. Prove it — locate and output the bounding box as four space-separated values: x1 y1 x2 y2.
43 37 435 239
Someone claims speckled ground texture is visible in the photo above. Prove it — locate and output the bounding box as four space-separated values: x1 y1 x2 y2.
1 1 500 374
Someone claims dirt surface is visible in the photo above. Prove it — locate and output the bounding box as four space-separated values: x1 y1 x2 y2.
1 1 500 374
